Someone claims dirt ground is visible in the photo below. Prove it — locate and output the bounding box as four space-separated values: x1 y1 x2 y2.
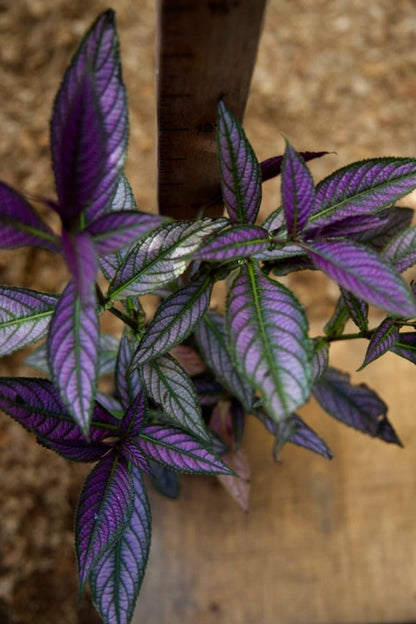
0 0 416 622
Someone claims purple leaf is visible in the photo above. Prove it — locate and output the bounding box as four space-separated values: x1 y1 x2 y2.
87 211 165 256
51 10 128 224
193 225 269 261
260 151 330 183
226 262 313 422
281 139 316 236
359 318 399 370
356 206 414 247
48 281 99 434
95 392 123 417
61 230 97 303
115 331 142 410
76 452 134 588
314 213 392 240
340 288 368 332
150 463 180 499
217 100 262 224
389 331 416 364
138 425 232 474
103 173 137 213
0 287 57 356
308 158 416 228
97 333 120 376
169 345 206 377
120 391 146 439
305 239 416 318
0 182 59 251
138 354 210 443
132 274 212 365
383 225 416 273
195 311 254 411
312 367 401 445
89 466 151 624
255 410 332 459
0 377 117 462
108 218 227 300
251 242 305 262
119 441 151 473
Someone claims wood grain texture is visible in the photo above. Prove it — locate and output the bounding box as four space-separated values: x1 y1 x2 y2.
133 326 416 623
157 0 266 219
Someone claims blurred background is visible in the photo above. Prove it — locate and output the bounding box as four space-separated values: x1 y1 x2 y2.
0 1 415 622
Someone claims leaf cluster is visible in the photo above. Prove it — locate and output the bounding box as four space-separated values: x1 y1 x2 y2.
0 10 416 623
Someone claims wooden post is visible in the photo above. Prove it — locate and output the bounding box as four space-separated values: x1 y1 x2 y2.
157 0 267 219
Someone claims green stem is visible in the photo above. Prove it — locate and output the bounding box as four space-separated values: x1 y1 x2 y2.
95 284 139 332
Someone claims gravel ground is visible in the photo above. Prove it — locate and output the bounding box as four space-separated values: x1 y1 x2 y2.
0 1 416 621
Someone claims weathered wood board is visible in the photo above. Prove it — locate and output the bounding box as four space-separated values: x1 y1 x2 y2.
133 327 416 624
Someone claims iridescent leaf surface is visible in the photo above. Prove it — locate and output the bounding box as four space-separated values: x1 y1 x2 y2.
133 274 212 365
195 311 254 410
138 354 210 442
0 378 117 462
0 182 59 251
312 367 401 444
0 287 57 356
120 390 146 439
305 239 416 318
48 281 99 434
87 211 164 256
226 262 313 422
308 158 416 228
115 331 142 410
89 466 151 624
61 230 97 303
138 425 232 474
103 172 137 213
193 225 269 261
217 100 261 224
389 331 416 364
51 10 128 223
261 206 286 235
281 139 315 236
359 318 399 369
108 218 227 299
383 225 416 273
340 288 368 332
356 206 413 247
76 452 134 587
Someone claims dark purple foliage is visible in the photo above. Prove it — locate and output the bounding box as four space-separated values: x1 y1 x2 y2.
340 288 368 332
359 318 399 369
383 225 416 273
260 150 330 183
313 367 401 445
389 332 416 364
193 224 270 261
115 331 143 410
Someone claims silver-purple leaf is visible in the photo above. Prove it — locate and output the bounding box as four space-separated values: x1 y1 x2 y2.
305 239 416 318
108 218 227 300
138 354 210 443
261 206 286 235
132 275 212 365
193 225 269 261
340 288 368 332
359 318 399 370
76 452 134 588
51 10 128 224
0 182 59 251
255 409 332 459
115 331 142 410
61 229 98 303
119 441 151 473
308 158 416 228
87 211 165 256
389 331 416 364
217 100 262 224
383 225 416 273
138 425 232 475
281 139 315 236
0 287 57 356
356 206 414 247
48 281 99 434
194 311 254 411
226 262 313 422
312 367 401 444
0 377 116 462
89 466 151 624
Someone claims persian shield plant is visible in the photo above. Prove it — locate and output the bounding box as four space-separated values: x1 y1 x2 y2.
1 10 416 623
